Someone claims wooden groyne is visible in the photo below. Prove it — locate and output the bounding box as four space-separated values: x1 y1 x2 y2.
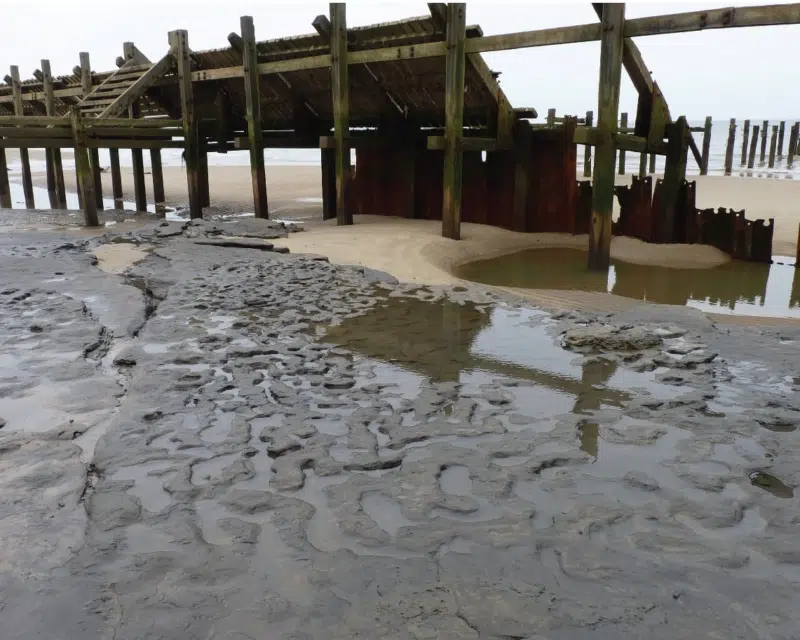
1 2 799 271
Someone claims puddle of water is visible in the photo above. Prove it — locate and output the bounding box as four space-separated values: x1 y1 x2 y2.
90 244 151 275
110 461 173 512
361 491 415 536
454 248 800 319
439 465 472 496
200 410 235 443
749 471 794 498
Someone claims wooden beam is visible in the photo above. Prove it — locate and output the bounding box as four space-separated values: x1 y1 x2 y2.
241 15 268 219
129 104 148 211
97 54 175 118
150 148 166 213
321 148 336 220
427 136 507 151
700 115 712 174
9 66 35 209
660 117 689 243
169 29 202 219
80 53 104 211
331 3 352 226
109 148 124 208
85 117 183 128
71 108 99 226
442 3 467 240
41 60 61 208
588 3 624 271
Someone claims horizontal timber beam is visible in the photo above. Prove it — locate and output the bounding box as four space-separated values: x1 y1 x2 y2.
427 135 509 151
0 115 69 126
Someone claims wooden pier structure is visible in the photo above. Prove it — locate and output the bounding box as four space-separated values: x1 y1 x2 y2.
1 3 799 269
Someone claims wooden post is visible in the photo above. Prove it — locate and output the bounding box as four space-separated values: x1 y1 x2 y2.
660 117 689 243
748 124 759 169
80 53 104 210
648 151 656 174
199 139 210 207
778 121 786 157
547 108 556 126
241 15 268 218
768 124 778 168
169 30 202 219
0 149 9 208
320 148 336 220
740 119 750 166
700 116 712 175
512 122 530 231
41 60 66 208
441 2 467 240
588 3 624 270
617 112 627 174
70 108 99 226
788 123 798 168
129 104 148 212
760 120 768 163
724 117 736 175
10 66 35 209
583 110 593 177
109 149 123 208
150 149 166 214
331 3 352 226
638 149 647 177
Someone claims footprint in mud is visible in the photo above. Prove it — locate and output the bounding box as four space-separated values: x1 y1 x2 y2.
749 471 794 499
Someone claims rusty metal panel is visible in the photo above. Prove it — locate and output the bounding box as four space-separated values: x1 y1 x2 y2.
614 175 654 242
750 218 774 263
527 118 578 233
574 180 592 235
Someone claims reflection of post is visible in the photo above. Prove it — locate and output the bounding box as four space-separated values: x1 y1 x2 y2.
573 357 617 415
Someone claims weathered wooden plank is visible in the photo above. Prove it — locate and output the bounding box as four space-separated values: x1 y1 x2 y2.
768 124 778 168
0 87 83 104
241 15 268 219
583 110 593 177
0 116 69 126
86 127 181 138
109 148 124 208
70 108 99 226
128 103 148 212
660 117 689 243
760 120 768 163
442 2 467 240
86 139 185 149
150 148 166 214
427 136 507 151
740 119 750 165
170 29 202 219
79 53 105 210
588 4 624 270
0 150 10 208
331 3 352 226
724 118 736 175
9 66 35 209
748 124 760 168
618 112 627 174
98 54 174 118
320 148 336 220
85 118 183 129
788 123 798 167
573 127 665 154
0 127 72 138
778 121 786 156
700 116 712 175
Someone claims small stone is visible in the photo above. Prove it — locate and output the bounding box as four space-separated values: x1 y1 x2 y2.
29 324 44 333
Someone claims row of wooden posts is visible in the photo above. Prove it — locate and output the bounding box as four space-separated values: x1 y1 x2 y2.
556 107 800 178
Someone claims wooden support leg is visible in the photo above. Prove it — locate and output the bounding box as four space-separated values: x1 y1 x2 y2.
748 125 760 169
45 149 58 208
70 108 99 227
617 112 627 175
241 15 268 218
0 151 10 208
109 148 123 208
199 141 210 208
170 29 202 219
588 3 624 270
150 149 166 214
700 115 712 174
648 152 656 174
659 117 689 243
19 149 35 209
723 118 735 175
760 120 768 163
788 123 798 168
638 151 647 177
90 149 104 210
442 2 467 240
740 119 750 166
583 110 593 177
778 121 786 156
53 149 66 208
131 148 147 212
75 162 83 209
768 125 778 168
321 148 336 220
331 3 352 226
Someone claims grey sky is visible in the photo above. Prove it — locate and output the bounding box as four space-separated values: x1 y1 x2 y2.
1 1 797 120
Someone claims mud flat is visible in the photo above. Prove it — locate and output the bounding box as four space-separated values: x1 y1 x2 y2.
0 215 799 638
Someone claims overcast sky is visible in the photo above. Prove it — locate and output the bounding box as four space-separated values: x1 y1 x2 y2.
1 1 797 120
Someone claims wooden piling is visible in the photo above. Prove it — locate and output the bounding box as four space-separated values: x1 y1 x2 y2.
199 140 210 207
723 118 736 175
129 104 148 212
700 115 712 175
583 110 593 177
169 30 202 219
109 149 123 208
80 53 104 210
660 117 689 243
748 124 759 169
150 149 166 213
41 60 66 208
0 150 10 208
547 108 556 126
441 2 466 240
768 124 778 168
740 119 750 166
588 3 624 270
648 152 656 174
778 120 786 156
70 108 99 226
760 120 768 163
241 15 268 218
320 148 336 220
10 66 35 209
617 112 627 174
788 123 798 167
330 4 353 226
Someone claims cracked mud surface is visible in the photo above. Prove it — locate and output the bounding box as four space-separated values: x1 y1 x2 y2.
1 217 799 639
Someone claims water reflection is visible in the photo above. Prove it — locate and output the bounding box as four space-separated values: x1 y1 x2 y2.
454 248 800 318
